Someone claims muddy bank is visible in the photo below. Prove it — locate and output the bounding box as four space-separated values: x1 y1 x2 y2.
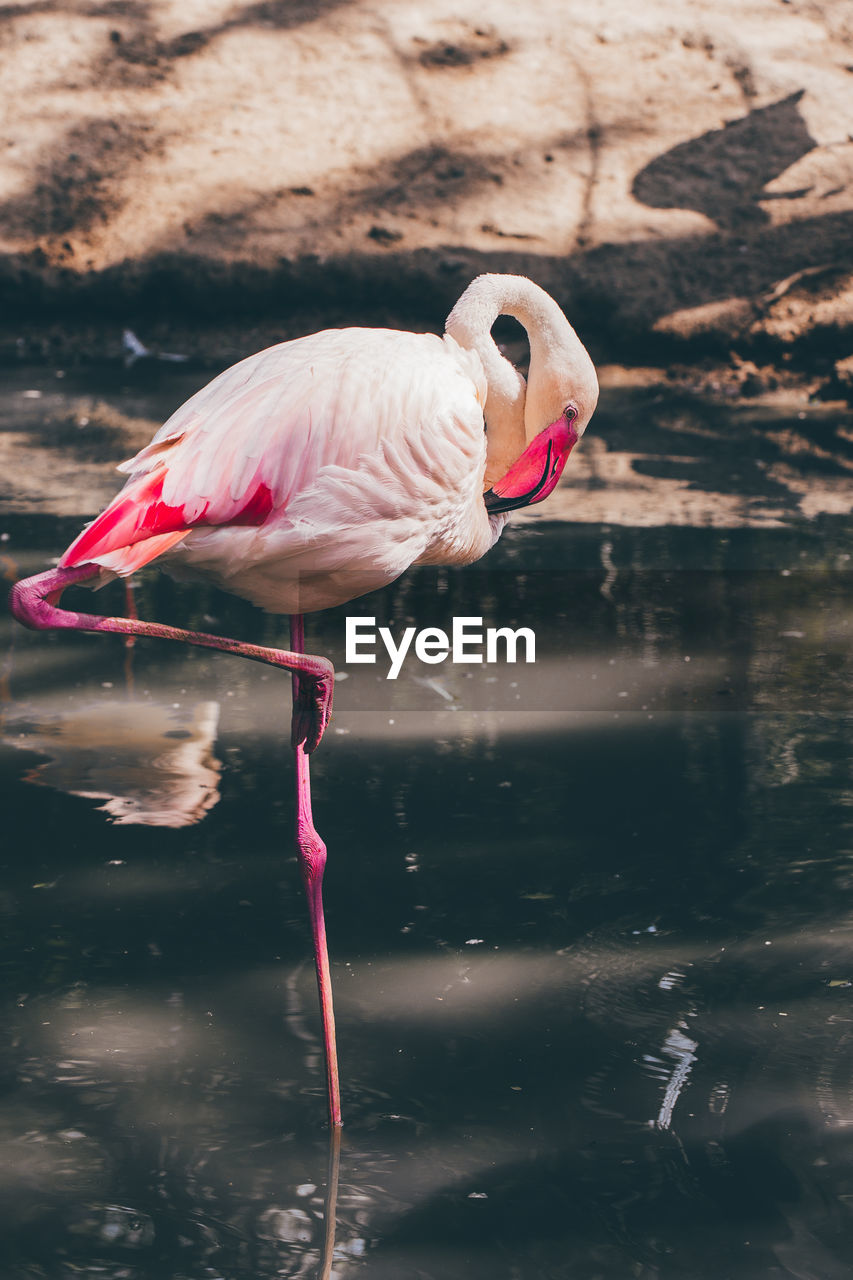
1 1 852 372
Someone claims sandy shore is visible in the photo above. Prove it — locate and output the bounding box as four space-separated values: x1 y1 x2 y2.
0 0 851 378
1 1 852 533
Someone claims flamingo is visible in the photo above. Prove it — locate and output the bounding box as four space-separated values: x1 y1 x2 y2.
9 273 599 1130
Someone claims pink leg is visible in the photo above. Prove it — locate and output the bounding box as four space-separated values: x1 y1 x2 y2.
290 614 342 1129
8 565 334 752
10 564 342 1125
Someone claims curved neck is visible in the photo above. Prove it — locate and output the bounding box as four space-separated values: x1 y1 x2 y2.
445 274 575 485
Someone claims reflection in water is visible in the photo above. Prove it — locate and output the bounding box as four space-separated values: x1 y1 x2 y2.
321 1125 342 1280
255 1125 341 1279
4 699 221 826
0 505 851 1277
651 1022 699 1130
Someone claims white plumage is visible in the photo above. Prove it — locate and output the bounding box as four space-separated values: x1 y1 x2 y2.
60 275 598 614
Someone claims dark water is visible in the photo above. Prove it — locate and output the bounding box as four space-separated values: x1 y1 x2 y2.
1 383 852 1278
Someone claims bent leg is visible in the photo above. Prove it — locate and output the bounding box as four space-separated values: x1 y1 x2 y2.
9 565 334 751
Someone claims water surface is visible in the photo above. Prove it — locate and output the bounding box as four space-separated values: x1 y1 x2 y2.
0 368 851 1278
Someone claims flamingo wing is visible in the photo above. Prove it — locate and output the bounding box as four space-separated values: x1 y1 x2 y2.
60 328 488 586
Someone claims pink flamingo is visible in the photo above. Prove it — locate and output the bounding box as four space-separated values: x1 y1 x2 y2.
10 273 598 1129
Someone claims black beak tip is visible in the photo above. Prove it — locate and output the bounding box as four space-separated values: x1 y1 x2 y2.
483 442 554 515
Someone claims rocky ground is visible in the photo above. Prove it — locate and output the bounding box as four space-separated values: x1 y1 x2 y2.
0 0 851 381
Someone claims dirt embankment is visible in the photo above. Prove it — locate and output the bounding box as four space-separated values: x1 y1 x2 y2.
1 0 852 386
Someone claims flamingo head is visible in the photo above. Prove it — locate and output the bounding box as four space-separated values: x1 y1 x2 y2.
484 344 599 515
484 407 580 514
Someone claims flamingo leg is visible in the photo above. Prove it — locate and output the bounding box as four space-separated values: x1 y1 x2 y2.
8 565 334 752
10 564 342 1125
290 613 342 1129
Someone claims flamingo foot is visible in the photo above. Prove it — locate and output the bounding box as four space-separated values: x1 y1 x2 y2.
291 666 334 754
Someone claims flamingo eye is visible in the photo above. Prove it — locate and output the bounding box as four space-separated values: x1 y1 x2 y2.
564 405 578 422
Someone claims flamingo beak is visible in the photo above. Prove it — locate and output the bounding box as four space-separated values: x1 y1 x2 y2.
483 411 579 514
